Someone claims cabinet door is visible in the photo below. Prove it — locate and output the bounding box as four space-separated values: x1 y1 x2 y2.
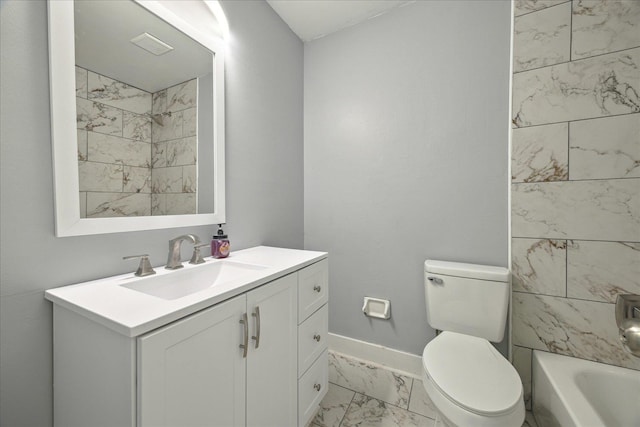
138 294 247 427
246 274 298 427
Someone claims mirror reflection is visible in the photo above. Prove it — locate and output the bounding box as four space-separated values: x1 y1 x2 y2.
74 0 215 218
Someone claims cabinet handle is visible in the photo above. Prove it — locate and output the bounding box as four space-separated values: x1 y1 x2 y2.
251 306 261 349
313 285 321 293
313 334 321 342
314 383 322 392
239 313 248 358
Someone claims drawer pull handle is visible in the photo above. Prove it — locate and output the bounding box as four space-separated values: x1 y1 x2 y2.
239 313 248 358
313 383 322 392
313 285 322 293
313 334 321 342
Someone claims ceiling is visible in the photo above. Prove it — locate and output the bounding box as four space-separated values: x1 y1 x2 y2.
75 0 214 93
266 0 414 42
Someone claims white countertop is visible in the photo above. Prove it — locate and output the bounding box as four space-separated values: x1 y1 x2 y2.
45 246 327 337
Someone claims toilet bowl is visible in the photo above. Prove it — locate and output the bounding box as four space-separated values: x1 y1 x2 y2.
422 260 524 427
422 332 524 427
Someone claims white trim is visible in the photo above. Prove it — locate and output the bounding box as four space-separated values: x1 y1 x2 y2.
328 333 423 379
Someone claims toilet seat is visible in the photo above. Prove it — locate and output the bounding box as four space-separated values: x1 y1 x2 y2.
422 331 522 417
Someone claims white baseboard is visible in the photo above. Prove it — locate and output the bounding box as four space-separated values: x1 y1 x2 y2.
328 333 423 379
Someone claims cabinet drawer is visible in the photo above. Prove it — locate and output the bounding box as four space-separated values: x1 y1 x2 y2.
298 349 328 427
298 259 328 323
298 304 328 377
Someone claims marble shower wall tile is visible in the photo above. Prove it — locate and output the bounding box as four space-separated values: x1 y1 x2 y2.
572 0 640 60
152 111 183 143
512 238 566 296
513 292 640 370
152 89 167 115
151 194 165 216
87 72 152 115
76 97 122 136
328 351 412 409
569 113 640 180
77 129 87 161
123 166 151 194
512 122 568 182
512 346 532 410
78 161 123 192
151 167 183 194
182 165 197 193
165 193 196 215
512 48 640 127
341 394 431 427
567 240 640 303
166 79 197 113
123 111 152 143
167 137 197 167
512 179 640 241
75 66 87 98
183 108 198 137
513 2 571 72
514 0 569 17
86 192 151 218
152 143 167 168
87 132 151 168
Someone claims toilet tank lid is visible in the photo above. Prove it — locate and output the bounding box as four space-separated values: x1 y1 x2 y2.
424 260 509 282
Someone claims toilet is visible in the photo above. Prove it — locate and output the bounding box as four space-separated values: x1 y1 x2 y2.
422 260 525 427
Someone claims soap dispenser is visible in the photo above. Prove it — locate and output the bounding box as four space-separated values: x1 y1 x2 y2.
211 224 230 258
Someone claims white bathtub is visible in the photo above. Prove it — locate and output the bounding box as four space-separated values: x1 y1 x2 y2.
532 350 640 427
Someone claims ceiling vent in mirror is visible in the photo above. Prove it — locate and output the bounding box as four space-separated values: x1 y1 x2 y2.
130 32 174 56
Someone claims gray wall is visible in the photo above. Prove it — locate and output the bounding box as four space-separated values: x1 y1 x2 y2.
0 1 303 425
304 0 512 355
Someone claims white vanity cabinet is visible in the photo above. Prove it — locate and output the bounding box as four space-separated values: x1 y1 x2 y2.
47 249 328 427
138 294 247 427
296 259 329 426
138 273 297 427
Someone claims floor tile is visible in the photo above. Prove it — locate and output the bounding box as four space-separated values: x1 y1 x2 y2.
408 379 438 420
329 351 412 409
341 393 433 427
312 383 355 427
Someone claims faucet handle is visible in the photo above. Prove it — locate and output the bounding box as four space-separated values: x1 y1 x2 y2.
123 254 156 277
189 243 209 265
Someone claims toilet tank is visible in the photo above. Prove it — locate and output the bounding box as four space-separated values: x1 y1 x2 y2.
425 260 510 342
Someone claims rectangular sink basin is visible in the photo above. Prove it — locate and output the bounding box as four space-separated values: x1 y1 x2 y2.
121 260 268 300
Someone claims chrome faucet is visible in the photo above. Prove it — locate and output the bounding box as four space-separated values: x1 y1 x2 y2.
166 234 201 269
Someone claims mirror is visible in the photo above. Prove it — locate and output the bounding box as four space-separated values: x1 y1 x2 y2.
48 0 226 236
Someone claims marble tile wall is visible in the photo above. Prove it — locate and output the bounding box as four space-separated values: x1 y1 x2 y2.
150 79 198 216
511 0 640 410
76 67 198 217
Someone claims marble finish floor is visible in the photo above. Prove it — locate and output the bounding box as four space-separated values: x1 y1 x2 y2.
312 351 538 427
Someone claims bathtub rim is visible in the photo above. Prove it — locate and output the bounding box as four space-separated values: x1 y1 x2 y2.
532 350 640 427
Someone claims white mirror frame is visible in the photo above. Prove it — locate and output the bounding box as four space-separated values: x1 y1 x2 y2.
48 0 226 237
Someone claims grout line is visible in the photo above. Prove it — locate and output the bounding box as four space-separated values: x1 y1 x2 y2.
512 176 640 184
512 111 639 131
512 290 623 305
408 377 415 411
511 237 640 244
337 390 357 427
569 0 573 62
513 45 639 75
